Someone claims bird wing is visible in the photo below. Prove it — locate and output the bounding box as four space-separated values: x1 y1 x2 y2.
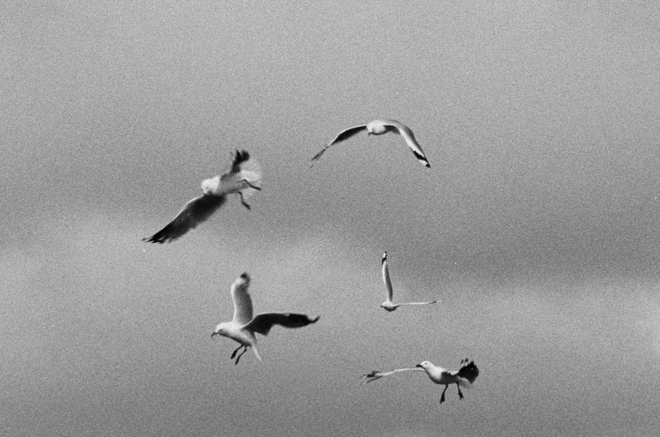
382 251 394 302
360 367 422 383
143 194 227 243
456 360 479 385
231 273 254 326
396 300 439 306
383 120 431 168
229 150 251 174
310 124 367 162
244 313 320 336
219 150 262 198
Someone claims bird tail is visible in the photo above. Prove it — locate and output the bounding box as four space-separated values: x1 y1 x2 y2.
251 345 263 362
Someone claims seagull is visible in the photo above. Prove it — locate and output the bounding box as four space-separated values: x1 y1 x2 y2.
361 359 480 404
311 119 431 168
211 273 320 364
142 150 262 244
381 251 439 312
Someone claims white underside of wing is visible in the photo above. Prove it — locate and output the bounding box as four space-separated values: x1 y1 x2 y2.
231 275 254 326
382 258 395 301
382 120 431 167
395 300 439 306
360 367 423 383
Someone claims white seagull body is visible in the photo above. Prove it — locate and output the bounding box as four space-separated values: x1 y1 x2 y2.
381 251 439 311
311 119 431 168
361 359 480 404
143 150 262 244
211 273 320 364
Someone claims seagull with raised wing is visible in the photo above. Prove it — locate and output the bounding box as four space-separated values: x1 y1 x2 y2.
211 273 320 364
311 119 431 168
143 150 262 244
361 359 480 404
381 251 439 312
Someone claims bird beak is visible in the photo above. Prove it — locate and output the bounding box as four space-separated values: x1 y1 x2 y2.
416 364 423 368
211 332 217 338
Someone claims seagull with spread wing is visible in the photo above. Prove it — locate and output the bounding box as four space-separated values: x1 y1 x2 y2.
143 150 262 244
211 273 320 365
381 251 439 311
311 119 431 168
361 359 480 404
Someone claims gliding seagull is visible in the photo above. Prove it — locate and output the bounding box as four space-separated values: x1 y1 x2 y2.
143 150 261 244
381 251 439 312
361 359 480 404
311 119 431 168
211 273 320 364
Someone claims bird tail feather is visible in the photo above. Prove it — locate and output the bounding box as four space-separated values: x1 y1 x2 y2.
251 345 263 362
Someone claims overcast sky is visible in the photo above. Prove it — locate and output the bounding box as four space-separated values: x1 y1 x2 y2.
3 1 660 436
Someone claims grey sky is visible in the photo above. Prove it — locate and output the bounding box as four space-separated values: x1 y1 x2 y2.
2 1 660 436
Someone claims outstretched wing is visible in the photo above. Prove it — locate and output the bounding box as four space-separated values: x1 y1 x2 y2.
143 194 227 243
311 124 367 163
245 313 320 336
231 273 253 326
396 300 439 307
229 150 251 173
383 120 431 168
360 367 422 383
382 251 394 302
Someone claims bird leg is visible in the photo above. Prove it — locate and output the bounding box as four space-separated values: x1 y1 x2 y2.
230 345 245 359
440 385 448 404
241 179 261 191
233 347 248 365
238 192 251 210
456 383 464 400
236 180 261 209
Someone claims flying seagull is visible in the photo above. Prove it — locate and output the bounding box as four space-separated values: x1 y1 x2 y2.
381 251 439 311
311 119 431 168
361 359 480 404
211 273 320 364
143 150 261 244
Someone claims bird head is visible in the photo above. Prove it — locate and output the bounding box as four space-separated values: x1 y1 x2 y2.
238 272 251 285
416 361 432 369
211 323 227 338
201 176 221 195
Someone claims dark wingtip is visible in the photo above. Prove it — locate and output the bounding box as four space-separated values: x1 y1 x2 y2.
142 236 166 244
411 149 431 168
458 360 479 381
233 150 250 165
381 251 388 264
